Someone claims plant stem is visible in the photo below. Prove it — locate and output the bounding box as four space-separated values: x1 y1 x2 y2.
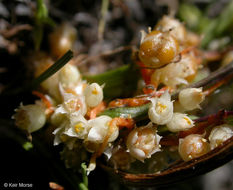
98 0 109 40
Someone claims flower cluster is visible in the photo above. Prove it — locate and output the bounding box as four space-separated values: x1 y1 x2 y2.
13 14 233 175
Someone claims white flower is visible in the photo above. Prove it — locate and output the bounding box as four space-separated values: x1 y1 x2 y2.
126 123 161 162
167 113 194 132
59 63 81 88
148 91 173 125
51 87 87 125
64 114 89 139
151 54 198 88
179 88 205 110
84 83 103 107
208 124 233 150
86 115 119 143
53 122 69 146
13 103 46 133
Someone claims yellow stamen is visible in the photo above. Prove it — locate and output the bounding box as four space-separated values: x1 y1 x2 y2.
92 88 98 95
157 101 167 113
184 117 191 125
74 123 84 133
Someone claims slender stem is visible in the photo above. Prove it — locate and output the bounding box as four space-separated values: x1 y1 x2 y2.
98 0 109 40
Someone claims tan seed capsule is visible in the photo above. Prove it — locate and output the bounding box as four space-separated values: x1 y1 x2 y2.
139 30 179 68
49 23 77 58
179 134 210 161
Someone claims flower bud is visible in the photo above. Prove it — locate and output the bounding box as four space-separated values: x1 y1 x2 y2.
167 113 194 132
49 23 77 58
84 83 103 107
13 104 46 133
179 88 205 111
126 123 161 162
148 91 173 125
179 134 210 161
208 124 233 150
59 62 81 87
34 56 60 101
86 116 119 143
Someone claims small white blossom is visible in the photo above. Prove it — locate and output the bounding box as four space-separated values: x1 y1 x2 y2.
209 124 233 149
84 83 103 107
86 115 119 143
151 54 198 88
126 123 161 162
13 103 46 133
64 114 89 139
148 91 173 125
51 87 87 125
179 88 205 111
167 113 194 132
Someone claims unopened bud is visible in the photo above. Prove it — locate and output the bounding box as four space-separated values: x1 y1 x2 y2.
167 113 194 132
179 88 205 111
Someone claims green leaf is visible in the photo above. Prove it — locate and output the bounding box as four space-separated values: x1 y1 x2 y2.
201 0 233 48
99 103 151 121
84 64 140 99
178 3 203 31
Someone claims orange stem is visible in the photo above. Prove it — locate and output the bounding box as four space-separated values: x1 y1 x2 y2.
203 73 233 96
87 101 106 119
109 117 135 130
32 91 53 114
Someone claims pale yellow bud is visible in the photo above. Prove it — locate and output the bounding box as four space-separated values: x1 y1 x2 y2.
179 88 205 111
167 113 194 132
84 83 103 107
59 63 81 87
